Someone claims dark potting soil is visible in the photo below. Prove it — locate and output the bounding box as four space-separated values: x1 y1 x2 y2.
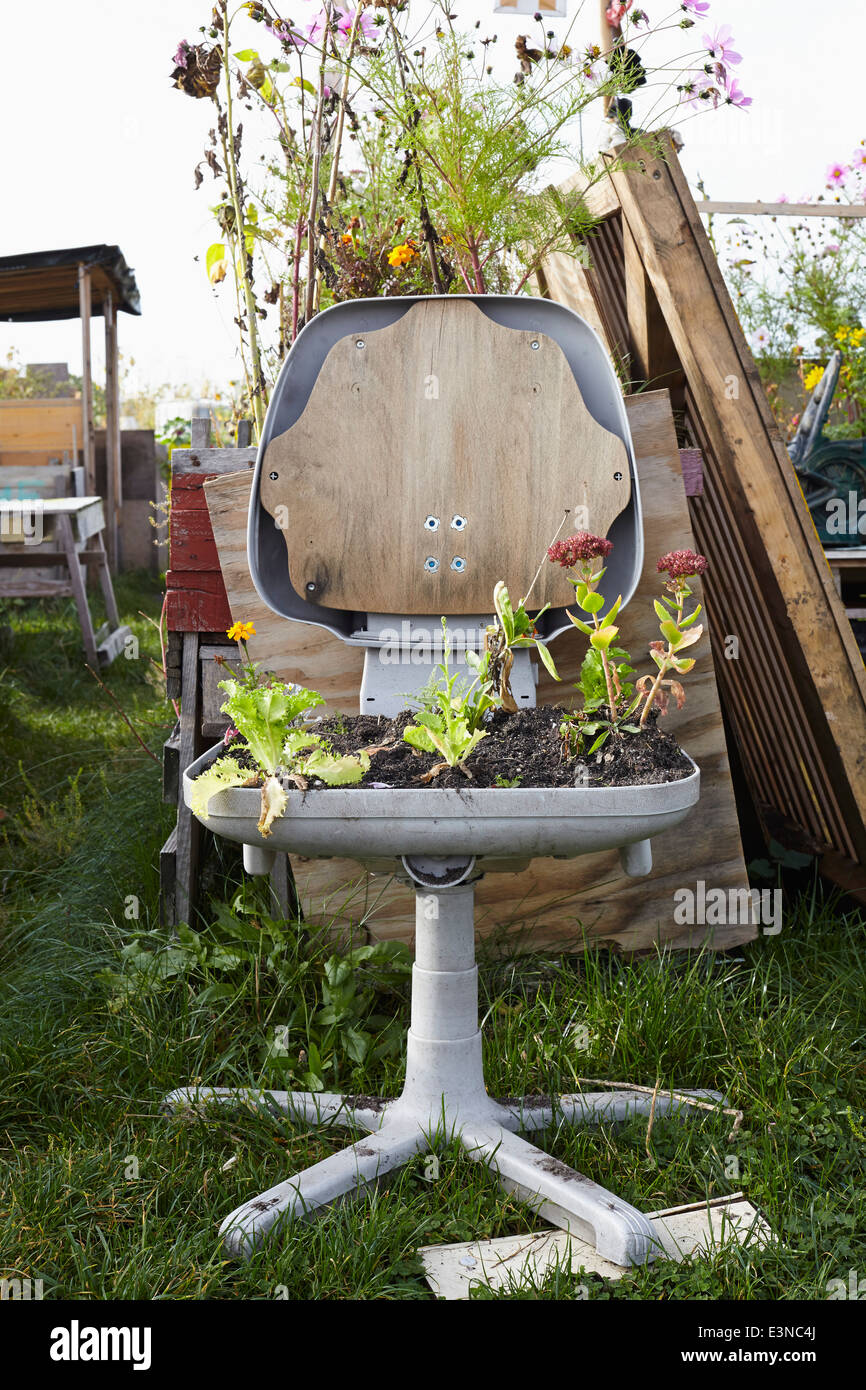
288 705 694 790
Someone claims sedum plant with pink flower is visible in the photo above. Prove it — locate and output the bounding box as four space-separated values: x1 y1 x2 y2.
548 532 707 756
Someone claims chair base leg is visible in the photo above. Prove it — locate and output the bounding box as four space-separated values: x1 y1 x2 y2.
162 1079 722 1264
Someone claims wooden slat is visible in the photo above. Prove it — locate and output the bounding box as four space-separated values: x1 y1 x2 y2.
204 390 752 952
697 201 866 219
0 400 82 451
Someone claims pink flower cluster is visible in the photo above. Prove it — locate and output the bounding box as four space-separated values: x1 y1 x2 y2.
548 533 614 567
678 15 752 110
657 549 708 580
267 6 377 50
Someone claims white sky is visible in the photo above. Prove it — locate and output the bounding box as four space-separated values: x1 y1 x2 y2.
0 0 860 398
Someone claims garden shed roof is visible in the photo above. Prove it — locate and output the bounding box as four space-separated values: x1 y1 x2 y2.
0 244 141 322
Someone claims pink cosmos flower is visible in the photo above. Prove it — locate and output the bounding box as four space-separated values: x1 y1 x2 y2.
336 7 378 43
823 242 841 256
776 193 789 203
682 0 711 13
724 76 752 108
685 76 722 108
826 162 850 186
703 24 741 64
304 10 330 45
852 147 866 169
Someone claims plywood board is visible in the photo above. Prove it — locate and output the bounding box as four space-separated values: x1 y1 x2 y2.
205 389 752 954
260 299 630 613
0 399 82 453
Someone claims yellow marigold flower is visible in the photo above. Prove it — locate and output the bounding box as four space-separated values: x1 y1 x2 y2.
227 621 256 642
803 366 824 391
850 327 865 347
835 327 850 342
388 243 416 268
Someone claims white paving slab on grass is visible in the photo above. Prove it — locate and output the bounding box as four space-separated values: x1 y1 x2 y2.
419 1194 774 1299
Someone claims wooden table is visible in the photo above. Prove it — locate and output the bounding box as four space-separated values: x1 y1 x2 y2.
0 496 131 665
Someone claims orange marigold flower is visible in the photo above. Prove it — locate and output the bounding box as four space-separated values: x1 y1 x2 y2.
341 233 353 244
227 621 256 641
388 243 416 268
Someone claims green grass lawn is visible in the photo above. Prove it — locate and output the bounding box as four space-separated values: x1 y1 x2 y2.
0 575 864 1300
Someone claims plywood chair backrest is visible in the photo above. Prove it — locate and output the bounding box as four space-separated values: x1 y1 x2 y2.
260 299 631 614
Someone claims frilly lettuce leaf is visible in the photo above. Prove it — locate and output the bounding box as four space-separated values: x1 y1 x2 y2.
257 775 288 838
190 757 253 820
219 679 324 773
303 747 370 786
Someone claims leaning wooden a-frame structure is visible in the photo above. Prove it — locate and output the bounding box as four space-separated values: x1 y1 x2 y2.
537 133 866 898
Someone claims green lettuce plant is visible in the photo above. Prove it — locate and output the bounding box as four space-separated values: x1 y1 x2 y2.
192 631 368 834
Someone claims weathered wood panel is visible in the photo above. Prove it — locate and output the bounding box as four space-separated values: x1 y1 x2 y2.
261 300 631 613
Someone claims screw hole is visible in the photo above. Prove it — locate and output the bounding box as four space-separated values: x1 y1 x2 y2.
530 340 540 350
356 339 366 349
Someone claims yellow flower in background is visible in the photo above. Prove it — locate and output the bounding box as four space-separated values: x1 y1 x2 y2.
227 621 256 642
835 327 850 343
388 243 416 268
850 327 866 347
803 366 824 391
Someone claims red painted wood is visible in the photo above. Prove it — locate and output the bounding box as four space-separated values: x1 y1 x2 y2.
170 508 221 571
167 583 232 632
171 474 214 510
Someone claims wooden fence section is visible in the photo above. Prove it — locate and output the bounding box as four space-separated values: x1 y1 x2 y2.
537 134 866 899
201 390 754 953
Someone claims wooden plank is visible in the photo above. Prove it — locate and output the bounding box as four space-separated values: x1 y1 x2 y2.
205 390 752 952
56 512 98 667
604 135 866 864
166 581 232 634
97 624 133 667
261 300 631 613
159 826 178 928
78 264 95 492
169 507 221 571
0 400 82 451
103 293 122 570
697 201 866 218
175 633 203 925
200 646 242 735
622 221 685 400
171 447 257 476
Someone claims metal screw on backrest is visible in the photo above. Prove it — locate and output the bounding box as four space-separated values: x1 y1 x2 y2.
530 340 540 350
451 515 467 531
614 472 622 481
424 557 440 572
450 557 466 572
424 515 440 531
356 339 365 349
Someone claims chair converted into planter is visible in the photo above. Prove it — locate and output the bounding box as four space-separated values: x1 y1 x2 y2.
166 295 718 1264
